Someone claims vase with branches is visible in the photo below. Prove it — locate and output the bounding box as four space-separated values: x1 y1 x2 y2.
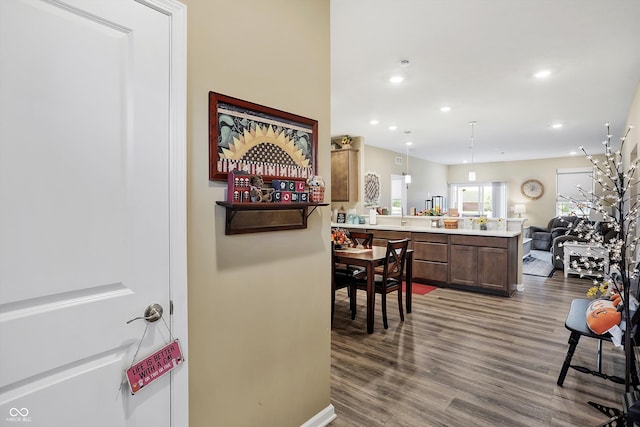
560 123 637 392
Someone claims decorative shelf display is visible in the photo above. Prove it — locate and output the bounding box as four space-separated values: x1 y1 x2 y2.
216 202 329 235
217 170 328 235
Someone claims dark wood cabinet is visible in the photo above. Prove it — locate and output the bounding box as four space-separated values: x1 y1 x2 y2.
477 246 509 291
331 149 359 202
338 226 520 296
449 244 477 286
449 234 517 296
412 232 449 283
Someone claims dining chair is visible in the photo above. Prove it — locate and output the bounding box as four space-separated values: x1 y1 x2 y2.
336 231 374 281
332 242 355 325
354 238 409 329
349 231 373 249
557 266 640 387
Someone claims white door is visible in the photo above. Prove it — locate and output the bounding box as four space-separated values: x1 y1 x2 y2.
0 1 187 426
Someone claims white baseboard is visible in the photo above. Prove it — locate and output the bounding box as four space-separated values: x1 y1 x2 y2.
300 404 337 427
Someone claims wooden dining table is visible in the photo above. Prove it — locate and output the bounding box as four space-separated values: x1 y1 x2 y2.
333 246 413 333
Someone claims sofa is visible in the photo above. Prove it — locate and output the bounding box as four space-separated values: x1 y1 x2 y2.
529 216 581 251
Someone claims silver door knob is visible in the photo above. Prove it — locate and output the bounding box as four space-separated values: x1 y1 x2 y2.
126 303 163 324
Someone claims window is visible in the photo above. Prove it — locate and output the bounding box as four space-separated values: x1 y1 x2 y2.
556 167 593 216
449 182 508 218
390 174 406 215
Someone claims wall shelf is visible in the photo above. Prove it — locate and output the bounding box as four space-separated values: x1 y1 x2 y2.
215 201 329 235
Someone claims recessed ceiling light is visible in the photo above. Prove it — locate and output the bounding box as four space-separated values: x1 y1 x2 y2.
463 160 468 164
369 120 379 125
440 106 451 112
388 125 397 131
405 141 413 146
534 69 552 79
569 151 577 155
389 75 404 84
552 123 563 129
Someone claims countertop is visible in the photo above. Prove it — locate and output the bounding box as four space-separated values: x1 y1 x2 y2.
331 219 522 238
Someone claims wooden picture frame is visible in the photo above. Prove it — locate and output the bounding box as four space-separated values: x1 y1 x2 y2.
209 92 318 181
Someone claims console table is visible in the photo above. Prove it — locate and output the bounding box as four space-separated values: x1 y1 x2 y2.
563 242 609 278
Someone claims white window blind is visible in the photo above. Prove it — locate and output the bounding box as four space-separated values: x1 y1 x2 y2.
556 167 593 201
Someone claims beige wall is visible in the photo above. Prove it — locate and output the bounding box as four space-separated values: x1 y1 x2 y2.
365 145 449 212
623 81 640 164
185 1 331 426
330 143 449 214
447 156 599 228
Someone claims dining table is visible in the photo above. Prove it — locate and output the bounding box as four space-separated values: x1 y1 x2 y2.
333 245 413 333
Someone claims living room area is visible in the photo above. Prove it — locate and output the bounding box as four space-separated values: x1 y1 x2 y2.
327 2 640 425
329 120 640 427
329 123 640 426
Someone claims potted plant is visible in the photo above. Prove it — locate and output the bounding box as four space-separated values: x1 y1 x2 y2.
476 216 488 230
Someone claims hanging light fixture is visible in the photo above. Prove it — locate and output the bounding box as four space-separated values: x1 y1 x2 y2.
404 131 412 184
468 121 477 182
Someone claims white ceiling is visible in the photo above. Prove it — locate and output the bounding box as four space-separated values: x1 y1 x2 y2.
330 0 640 166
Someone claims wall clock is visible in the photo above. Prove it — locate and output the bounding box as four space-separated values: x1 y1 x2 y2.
521 179 544 200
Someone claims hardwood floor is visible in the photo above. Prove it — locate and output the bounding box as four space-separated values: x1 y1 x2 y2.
330 271 627 426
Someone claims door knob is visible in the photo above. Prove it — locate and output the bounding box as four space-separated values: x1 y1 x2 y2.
126 303 164 324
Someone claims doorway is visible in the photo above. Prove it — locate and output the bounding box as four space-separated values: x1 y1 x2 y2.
390 174 407 216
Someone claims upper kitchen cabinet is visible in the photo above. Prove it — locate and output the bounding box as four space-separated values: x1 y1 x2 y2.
331 148 359 202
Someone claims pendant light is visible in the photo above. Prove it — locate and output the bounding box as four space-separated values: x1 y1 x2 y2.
468 121 477 182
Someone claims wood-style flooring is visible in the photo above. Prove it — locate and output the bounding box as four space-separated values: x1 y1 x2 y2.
330 271 627 426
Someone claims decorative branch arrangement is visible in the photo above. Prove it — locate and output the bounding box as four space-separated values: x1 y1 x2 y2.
560 123 637 390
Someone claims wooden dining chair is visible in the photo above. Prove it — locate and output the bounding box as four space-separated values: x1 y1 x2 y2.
349 231 373 249
354 238 410 329
332 242 355 325
336 231 373 281
557 267 640 387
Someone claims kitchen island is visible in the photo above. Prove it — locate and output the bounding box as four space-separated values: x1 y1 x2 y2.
333 216 526 297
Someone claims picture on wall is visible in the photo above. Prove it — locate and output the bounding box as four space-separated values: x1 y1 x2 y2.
209 92 318 181
364 171 381 207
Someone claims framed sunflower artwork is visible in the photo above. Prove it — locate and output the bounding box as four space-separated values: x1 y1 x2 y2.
209 92 318 181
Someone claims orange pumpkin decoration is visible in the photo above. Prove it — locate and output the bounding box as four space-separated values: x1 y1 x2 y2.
586 297 621 335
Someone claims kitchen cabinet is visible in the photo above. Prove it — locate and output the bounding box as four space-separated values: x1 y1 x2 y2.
412 232 448 283
449 235 517 296
335 222 522 297
331 148 359 202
